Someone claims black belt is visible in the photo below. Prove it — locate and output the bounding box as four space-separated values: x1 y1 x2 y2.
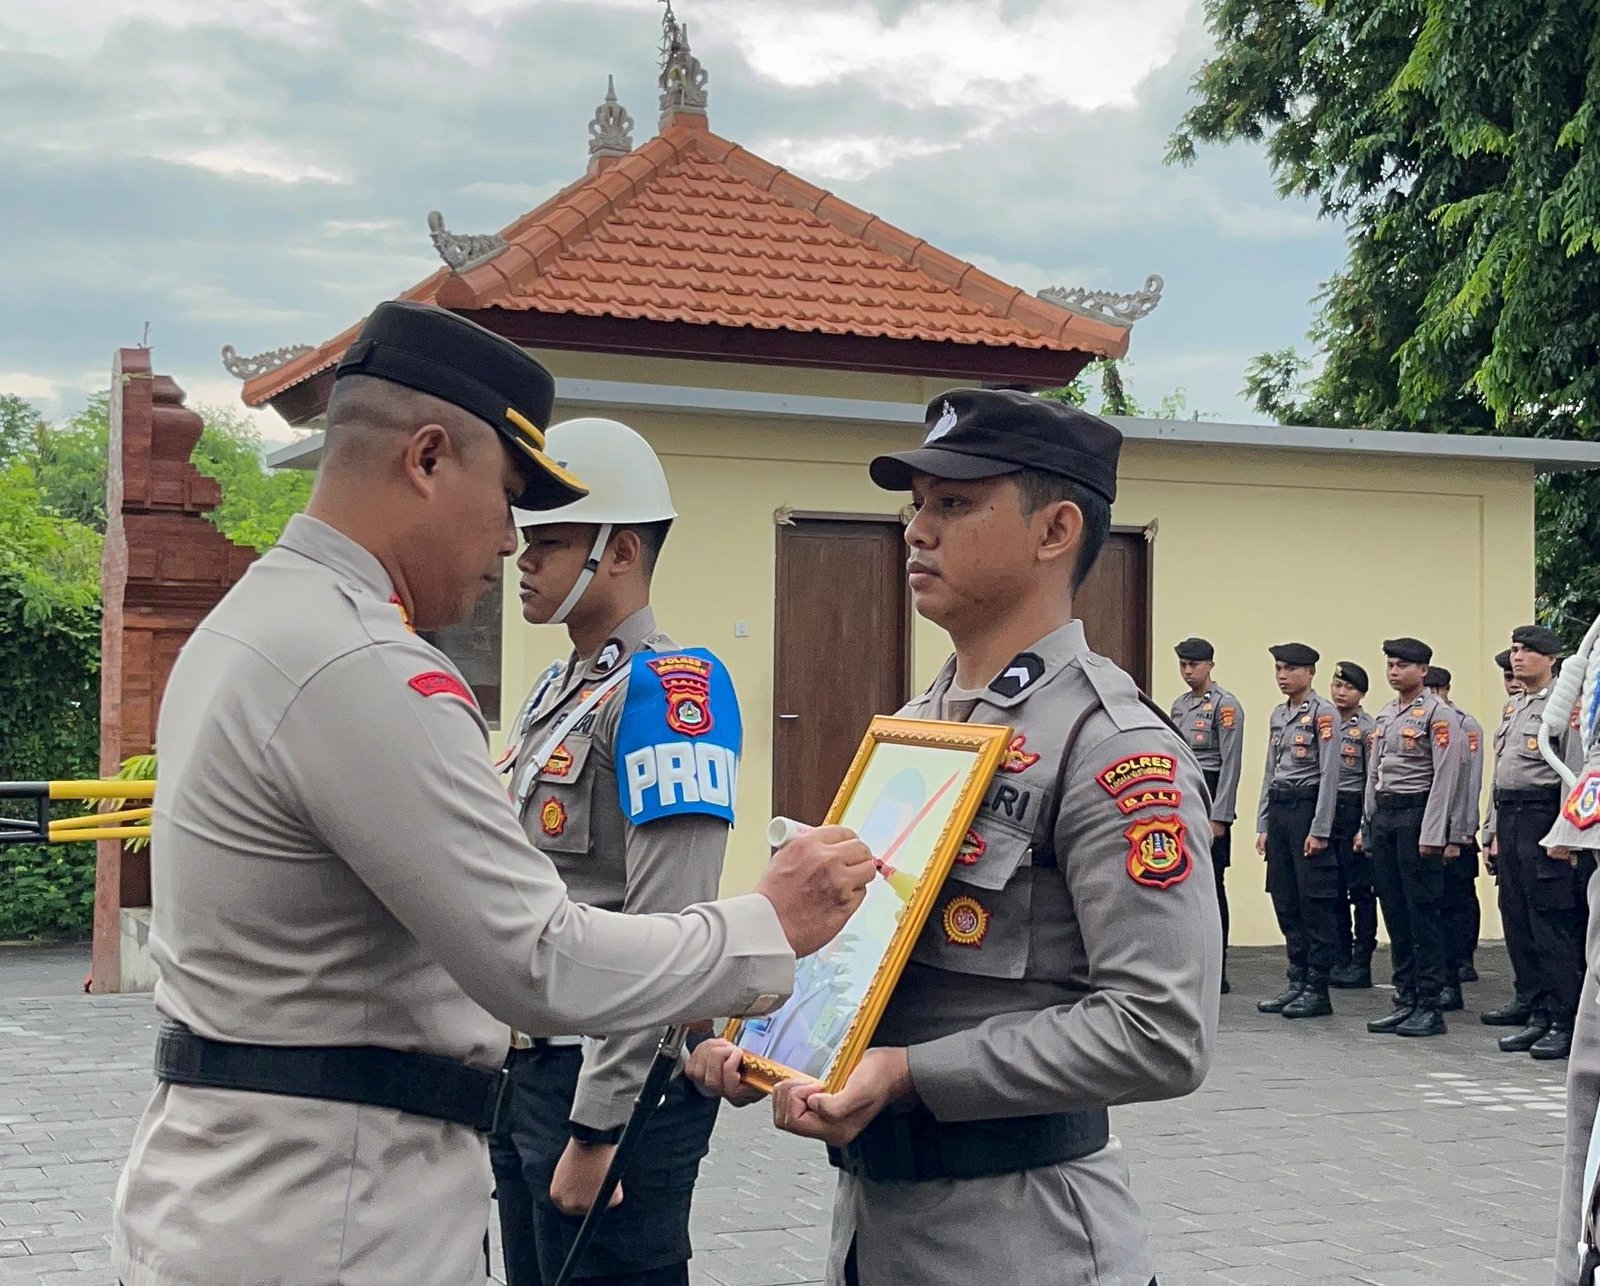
828 1106 1109 1183
155 1020 509 1133
1494 787 1562 806
1375 791 1430 809
1268 784 1319 803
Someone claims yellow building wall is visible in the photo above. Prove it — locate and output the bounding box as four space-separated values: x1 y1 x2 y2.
495 353 1538 948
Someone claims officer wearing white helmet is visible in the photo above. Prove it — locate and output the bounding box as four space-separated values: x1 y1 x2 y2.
491 418 741 1286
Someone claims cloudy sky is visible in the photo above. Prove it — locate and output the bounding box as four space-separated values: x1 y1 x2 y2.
0 0 1347 445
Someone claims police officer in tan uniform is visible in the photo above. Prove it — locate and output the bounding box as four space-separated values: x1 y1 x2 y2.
1171 638 1243 992
1425 665 1485 1009
110 302 874 1286
1482 626 1587 1058
1327 662 1378 989
1253 644 1343 1019
689 390 1220 1286
1363 637 1462 1038
490 418 735 1286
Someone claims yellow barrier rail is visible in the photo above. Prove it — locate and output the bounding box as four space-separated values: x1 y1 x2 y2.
0 780 156 846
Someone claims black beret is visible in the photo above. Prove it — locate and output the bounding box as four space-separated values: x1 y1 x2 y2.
1511 624 1563 656
1425 666 1452 689
1383 637 1433 665
870 389 1121 503
1332 661 1369 693
1494 648 1514 672
1174 637 1214 662
1269 642 1319 667
334 300 586 511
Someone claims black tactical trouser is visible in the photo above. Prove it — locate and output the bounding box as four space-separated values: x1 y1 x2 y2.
1265 792 1343 976
1203 770 1231 956
1330 792 1377 964
1496 794 1593 1026
1441 840 1482 976
1370 794 1446 1002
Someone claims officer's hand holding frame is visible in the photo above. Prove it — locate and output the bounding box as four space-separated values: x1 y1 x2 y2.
728 717 1012 1094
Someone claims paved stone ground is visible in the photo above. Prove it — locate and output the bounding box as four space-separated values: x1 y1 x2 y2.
0 943 1574 1285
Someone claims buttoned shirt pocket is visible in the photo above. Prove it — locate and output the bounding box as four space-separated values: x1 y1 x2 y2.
910 822 1033 980
523 736 596 856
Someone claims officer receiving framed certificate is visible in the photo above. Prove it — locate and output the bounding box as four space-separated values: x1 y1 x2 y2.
726 717 1012 1093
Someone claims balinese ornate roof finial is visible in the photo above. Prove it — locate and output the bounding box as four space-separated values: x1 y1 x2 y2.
1039 274 1166 327
589 75 635 160
427 210 508 274
221 343 312 381
658 0 708 126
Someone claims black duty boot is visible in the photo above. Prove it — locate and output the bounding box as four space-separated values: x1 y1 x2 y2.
1458 960 1479 983
1368 1002 1416 1034
1498 1018 1550 1053
1258 969 1306 1014
1482 1000 1534 1027
1439 976 1464 1013
1530 1023 1574 1061
1396 1003 1447 1037
1328 957 1373 989
1282 976 1333 1019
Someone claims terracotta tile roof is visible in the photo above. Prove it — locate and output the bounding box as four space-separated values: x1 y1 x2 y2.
244 121 1130 407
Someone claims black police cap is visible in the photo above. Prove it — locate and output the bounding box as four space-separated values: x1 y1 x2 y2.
1174 637 1214 662
334 301 586 511
1511 624 1563 656
1425 666 1452 689
1494 648 1514 672
869 389 1121 503
1382 637 1433 665
1269 642 1319 667
1332 661 1369 693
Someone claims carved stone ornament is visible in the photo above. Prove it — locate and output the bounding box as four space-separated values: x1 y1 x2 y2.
590 75 635 158
658 0 708 122
427 210 508 273
1039 274 1165 326
220 343 313 380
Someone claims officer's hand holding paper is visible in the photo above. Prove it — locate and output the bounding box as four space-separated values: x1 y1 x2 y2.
754 824 874 956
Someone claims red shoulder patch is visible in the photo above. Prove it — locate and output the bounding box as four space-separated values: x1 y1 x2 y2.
1563 772 1600 831
1097 753 1178 796
1000 734 1041 774
1116 786 1184 816
1431 720 1451 749
1219 705 1237 730
1317 713 1334 742
1124 815 1191 889
408 671 476 706
1467 730 1480 755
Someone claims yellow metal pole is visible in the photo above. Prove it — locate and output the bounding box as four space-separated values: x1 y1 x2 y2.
45 826 152 843
50 807 153 830
48 780 155 800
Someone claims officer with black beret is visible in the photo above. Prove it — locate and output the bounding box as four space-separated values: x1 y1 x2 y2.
1254 644 1343 1018
1425 665 1487 1005
1363 638 1462 1037
1327 662 1378 988
1496 648 1520 698
1171 637 1245 992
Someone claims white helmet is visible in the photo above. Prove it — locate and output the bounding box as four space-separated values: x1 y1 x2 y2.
512 418 675 528
511 418 676 625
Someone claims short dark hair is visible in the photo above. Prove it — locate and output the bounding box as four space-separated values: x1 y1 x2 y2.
1014 468 1110 590
615 518 673 575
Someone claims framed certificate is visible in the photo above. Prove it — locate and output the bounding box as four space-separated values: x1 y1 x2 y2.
725 716 1012 1094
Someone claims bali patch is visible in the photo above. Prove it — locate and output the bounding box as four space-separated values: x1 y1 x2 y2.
1097 753 1178 796
407 671 476 706
539 797 568 837
1001 734 1041 774
955 829 987 865
942 894 990 947
1116 787 1183 816
648 654 716 737
1563 772 1600 830
1125 814 1192 889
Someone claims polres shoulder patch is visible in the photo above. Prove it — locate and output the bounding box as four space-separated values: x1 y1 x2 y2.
408 670 476 706
616 649 742 826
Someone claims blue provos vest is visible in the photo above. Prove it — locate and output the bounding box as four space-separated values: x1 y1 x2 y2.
615 649 742 826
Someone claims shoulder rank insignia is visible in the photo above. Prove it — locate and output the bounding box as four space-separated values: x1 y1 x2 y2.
1001 734 1041 774
539 797 567 837
1124 814 1191 889
1096 753 1177 796
594 638 624 675
941 894 990 947
1563 772 1600 831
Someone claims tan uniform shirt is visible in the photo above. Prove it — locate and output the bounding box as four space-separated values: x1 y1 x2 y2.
1364 690 1463 850
831 620 1221 1286
509 607 731 1129
1170 685 1244 823
1255 692 1341 838
112 515 792 1286
1483 685 1583 843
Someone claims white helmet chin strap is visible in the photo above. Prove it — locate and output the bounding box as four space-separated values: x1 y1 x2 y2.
548 523 613 626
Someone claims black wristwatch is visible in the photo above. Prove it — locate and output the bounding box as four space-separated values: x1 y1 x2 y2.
568 1120 623 1147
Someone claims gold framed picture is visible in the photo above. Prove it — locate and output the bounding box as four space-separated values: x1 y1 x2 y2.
725 716 1013 1094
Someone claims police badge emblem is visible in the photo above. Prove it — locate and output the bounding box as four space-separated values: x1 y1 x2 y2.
539 797 567 837
941 894 990 947
1564 772 1600 831
647 654 716 737
925 400 958 443
1124 815 1191 889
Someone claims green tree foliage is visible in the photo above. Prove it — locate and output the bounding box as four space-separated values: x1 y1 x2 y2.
1170 0 1600 639
1041 358 1200 420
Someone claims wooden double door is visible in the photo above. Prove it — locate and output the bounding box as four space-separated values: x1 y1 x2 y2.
772 516 1151 827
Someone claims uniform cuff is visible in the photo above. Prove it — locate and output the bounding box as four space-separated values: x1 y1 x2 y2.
569 1085 633 1133
905 1034 979 1123
718 893 796 1017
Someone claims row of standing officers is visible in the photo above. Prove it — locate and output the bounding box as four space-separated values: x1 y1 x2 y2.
1170 629 1588 1054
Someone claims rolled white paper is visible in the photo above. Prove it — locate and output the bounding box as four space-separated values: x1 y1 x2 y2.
766 816 809 848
